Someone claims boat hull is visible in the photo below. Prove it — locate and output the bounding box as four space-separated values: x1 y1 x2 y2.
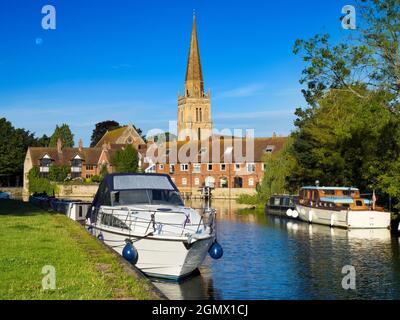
92 226 214 279
296 205 390 229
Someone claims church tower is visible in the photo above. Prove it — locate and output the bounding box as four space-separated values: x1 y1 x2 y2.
177 14 212 141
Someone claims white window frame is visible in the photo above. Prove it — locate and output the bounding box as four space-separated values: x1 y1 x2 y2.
193 163 201 173
207 164 213 171
220 164 226 171
182 178 187 186
234 163 241 171
180 164 189 172
194 178 200 185
159 164 164 170
246 163 256 173
249 178 254 187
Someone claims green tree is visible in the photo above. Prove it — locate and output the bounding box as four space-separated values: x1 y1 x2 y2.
289 88 392 190
49 124 74 148
99 164 109 179
28 167 57 195
90 121 121 147
112 145 139 173
48 165 70 182
237 139 296 206
37 134 51 147
293 0 400 107
0 118 38 176
290 0 400 209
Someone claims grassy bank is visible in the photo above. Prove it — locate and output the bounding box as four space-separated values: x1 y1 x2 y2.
0 200 160 300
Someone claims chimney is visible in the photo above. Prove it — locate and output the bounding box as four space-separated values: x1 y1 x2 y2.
57 138 62 153
78 138 83 151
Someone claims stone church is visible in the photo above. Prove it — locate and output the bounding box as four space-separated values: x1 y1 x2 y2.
177 15 212 142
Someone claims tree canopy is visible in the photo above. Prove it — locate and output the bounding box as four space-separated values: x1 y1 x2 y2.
288 0 400 208
0 118 38 176
246 0 400 209
90 121 121 147
112 145 139 173
49 124 74 148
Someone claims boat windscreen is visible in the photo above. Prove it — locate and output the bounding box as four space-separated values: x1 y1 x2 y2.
113 175 175 191
113 189 184 206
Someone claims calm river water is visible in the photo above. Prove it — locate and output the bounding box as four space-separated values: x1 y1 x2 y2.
152 200 400 300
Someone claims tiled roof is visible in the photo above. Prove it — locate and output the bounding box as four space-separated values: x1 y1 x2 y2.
95 127 128 147
28 147 104 166
145 137 287 164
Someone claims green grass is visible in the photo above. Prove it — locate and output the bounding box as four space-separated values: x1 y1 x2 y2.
0 200 159 300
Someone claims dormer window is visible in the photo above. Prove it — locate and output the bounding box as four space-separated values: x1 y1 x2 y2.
71 155 82 178
265 145 275 153
39 154 52 176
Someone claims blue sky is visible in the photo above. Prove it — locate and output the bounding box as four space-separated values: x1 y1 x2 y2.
0 0 351 146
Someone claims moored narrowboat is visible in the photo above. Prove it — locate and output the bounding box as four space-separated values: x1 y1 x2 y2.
265 195 299 219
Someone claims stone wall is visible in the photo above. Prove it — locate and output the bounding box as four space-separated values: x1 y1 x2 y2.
57 184 99 199
179 187 256 199
22 183 253 201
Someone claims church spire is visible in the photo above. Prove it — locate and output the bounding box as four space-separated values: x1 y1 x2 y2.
184 12 204 98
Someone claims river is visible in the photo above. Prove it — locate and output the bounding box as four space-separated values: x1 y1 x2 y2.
151 200 400 300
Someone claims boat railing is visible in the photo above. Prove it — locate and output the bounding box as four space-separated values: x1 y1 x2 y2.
97 206 216 237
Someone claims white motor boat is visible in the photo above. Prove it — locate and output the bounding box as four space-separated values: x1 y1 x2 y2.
295 186 391 229
86 173 220 280
50 198 92 223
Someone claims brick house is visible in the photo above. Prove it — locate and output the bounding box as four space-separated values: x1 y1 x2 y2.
23 125 146 194
144 136 286 197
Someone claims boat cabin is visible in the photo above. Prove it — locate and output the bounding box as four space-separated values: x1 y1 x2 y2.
87 173 184 222
299 186 378 211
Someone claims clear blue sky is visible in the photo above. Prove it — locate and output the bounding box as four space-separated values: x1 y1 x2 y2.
0 0 351 146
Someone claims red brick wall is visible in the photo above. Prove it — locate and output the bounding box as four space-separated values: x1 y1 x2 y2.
154 162 264 190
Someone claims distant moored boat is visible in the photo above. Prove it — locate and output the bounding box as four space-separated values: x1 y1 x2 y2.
295 186 391 229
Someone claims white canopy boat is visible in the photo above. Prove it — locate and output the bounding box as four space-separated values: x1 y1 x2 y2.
295 186 391 229
86 173 222 280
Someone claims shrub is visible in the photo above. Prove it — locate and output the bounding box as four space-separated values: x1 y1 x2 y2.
236 194 261 206
48 165 70 182
112 145 138 173
91 175 102 183
28 168 58 195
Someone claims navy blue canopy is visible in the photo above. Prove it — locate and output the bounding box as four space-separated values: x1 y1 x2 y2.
87 173 179 220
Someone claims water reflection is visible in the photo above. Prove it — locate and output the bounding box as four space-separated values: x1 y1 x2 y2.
154 199 400 300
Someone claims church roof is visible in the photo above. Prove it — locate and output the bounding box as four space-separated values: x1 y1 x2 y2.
95 127 127 147
95 125 145 148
